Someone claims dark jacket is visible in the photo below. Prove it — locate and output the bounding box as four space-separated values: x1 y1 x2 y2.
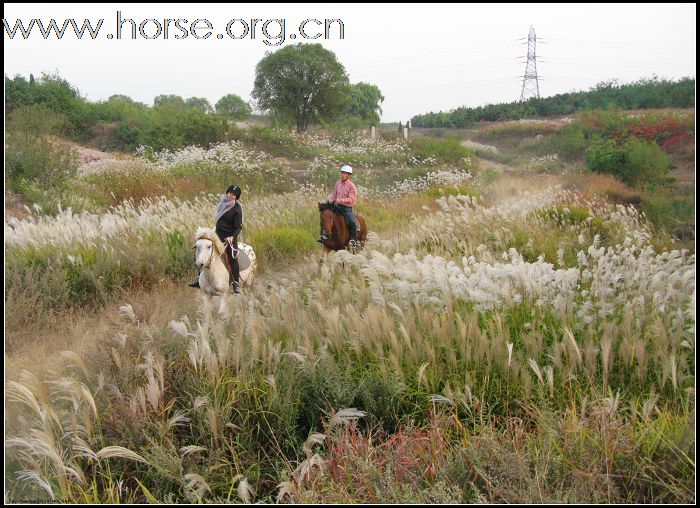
216 201 242 242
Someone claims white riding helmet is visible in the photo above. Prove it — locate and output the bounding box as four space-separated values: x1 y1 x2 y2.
340 165 353 174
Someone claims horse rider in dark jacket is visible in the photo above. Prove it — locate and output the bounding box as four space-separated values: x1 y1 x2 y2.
190 184 243 294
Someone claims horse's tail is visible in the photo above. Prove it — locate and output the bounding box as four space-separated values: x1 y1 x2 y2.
356 214 367 242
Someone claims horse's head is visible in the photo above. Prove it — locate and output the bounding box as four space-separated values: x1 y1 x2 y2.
318 201 336 239
194 237 215 270
193 228 225 270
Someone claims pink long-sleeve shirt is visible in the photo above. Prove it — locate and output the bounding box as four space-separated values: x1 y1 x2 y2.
329 179 357 208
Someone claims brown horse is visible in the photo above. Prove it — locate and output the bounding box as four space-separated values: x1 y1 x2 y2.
318 202 367 254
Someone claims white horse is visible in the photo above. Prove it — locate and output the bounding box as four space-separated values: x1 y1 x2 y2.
193 227 257 300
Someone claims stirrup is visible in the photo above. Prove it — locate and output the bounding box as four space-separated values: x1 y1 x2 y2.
188 280 200 288
231 281 241 294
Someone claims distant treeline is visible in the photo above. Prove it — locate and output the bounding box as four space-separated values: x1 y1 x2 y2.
4 72 253 152
411 77 695 128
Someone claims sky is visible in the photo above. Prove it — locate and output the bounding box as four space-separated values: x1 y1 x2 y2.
4 3 696 122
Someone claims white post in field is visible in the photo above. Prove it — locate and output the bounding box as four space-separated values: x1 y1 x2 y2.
370 126 376 139
403 127 408 139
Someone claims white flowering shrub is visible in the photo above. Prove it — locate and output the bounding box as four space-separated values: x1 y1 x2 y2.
302 134 409 156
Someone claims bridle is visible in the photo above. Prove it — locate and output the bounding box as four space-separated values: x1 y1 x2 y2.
195 238 216 273
196 237 234 273
321 210 335 239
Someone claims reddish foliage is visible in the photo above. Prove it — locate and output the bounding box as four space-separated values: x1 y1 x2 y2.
325 412 452 495
615 116 694 150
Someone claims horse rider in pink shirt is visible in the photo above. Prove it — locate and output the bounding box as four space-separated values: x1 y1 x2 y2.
318 165 359 247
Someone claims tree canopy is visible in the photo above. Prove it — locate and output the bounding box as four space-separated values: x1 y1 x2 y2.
252 43 349 132
215 93 252 120
185 97 213 114
346 82 385 126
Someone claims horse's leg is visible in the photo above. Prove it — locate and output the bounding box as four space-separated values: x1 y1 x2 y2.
217 292 229 318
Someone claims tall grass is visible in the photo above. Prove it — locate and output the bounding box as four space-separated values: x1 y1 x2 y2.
6 185 694 503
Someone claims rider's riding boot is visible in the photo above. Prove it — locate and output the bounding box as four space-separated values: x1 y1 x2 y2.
231 281 241 294
189 280 200 288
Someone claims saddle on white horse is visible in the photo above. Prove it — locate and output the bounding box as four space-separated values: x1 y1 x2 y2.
233 241 256 284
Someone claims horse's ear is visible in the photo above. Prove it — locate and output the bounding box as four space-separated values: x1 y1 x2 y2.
318 202 322 210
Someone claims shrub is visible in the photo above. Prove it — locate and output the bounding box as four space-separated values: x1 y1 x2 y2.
619 114 694 150
139 109 227 151
547 123 587 160
109 122 141 151
586 137 674 187
642 190 695 242
5 134 78 193
578 110 628 137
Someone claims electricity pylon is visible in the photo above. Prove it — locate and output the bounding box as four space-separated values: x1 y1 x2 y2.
519 26 541 101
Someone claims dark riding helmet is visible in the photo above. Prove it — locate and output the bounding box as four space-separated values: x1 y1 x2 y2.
226 184 242 199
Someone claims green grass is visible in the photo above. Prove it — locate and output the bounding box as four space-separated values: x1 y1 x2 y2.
250 226 318 269
408 135 471 164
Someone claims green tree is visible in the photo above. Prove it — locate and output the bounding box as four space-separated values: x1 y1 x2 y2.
215 93 252 120
108 94 134 103
252 43 349 132
345 82 384 125
185 97 213 113
5 72 82 117
153 94 185 111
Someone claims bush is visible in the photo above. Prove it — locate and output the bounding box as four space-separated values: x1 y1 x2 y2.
578 110 628 137
642 190 695 242
619 113 694 150
109 122 141 151
586 137 674 187
139 109 227 151
547 123 587 160
6 136 78 187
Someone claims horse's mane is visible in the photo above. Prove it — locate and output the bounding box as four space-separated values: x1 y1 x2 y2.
195 227 226 256
318 201 336 213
